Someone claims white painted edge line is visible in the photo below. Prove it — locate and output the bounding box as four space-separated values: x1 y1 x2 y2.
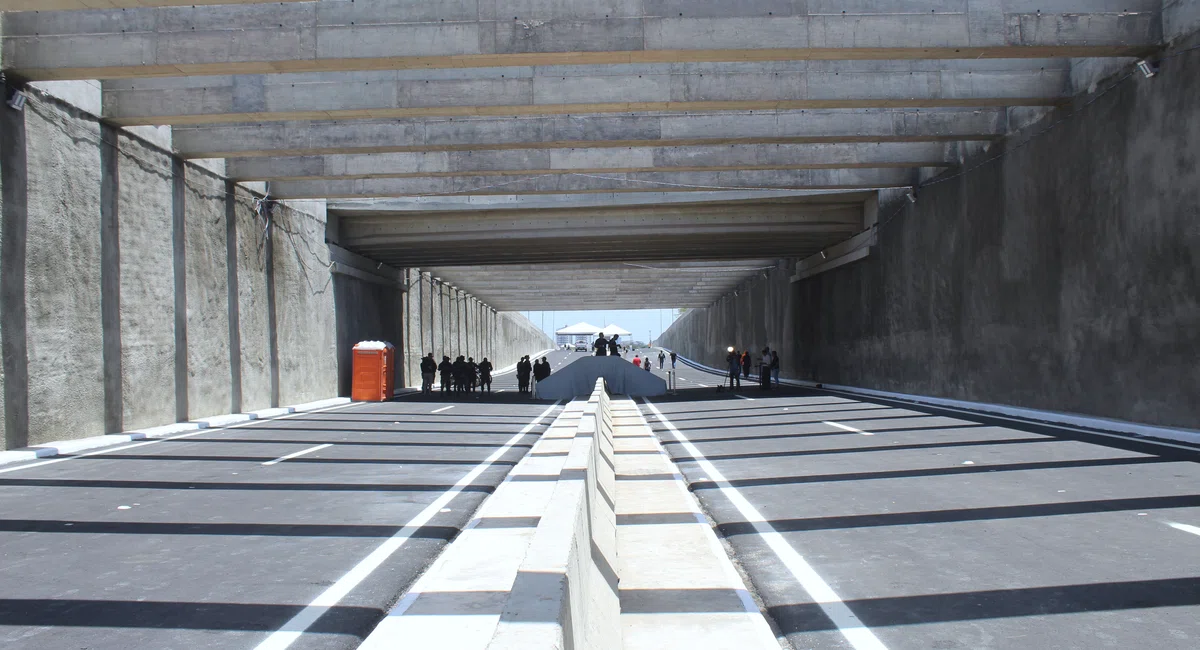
1167 522 1200 537
825 421 873 436
662 349 1200 451
643 398 889 650
431 406 456 414
262 444 333 467
253 400 563 650
735 394 756 401
0 401 360 476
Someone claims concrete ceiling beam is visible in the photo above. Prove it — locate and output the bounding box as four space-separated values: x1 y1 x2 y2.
0 0 308 9
98 60 1072 126
3 2 1161 80
267 168 920 199
227 142 953 182
328 189 873 213
173 108 1008 158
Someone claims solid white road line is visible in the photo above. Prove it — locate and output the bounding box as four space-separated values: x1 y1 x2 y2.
1168 522 1200 537
262 444 333 467
824 421 874 436
643 399 889 650
253 400 562 650
431 406 456 414
735 395 755 401
0 402 360 476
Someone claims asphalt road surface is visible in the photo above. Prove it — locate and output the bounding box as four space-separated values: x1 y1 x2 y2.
643 357 1200 650
0 352 576 650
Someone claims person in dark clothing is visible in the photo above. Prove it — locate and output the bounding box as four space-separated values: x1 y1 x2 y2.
467 357 479 393
534 358 551 382
726 348 741 390
420 353 437 395
759 348 772 390
608 335 621 357
657 350 666 369
670 351 677 369
741 351 752 379
438 356 453 392
594 334 609 356
516 356 532 394
452 356 467 393
478 358 493 393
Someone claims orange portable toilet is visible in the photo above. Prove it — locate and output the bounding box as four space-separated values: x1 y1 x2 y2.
352 341 395 402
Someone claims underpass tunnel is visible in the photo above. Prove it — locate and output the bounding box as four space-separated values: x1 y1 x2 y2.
0 2 1197 650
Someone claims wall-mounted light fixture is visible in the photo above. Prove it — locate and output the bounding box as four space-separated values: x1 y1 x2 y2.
6 90 26 112
905 188 917 204
1136 59 1159 78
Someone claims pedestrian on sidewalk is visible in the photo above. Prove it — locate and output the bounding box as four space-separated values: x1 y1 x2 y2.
670 350 677 369
658 350 666 369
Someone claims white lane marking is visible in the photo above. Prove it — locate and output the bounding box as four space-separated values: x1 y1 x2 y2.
643 399 888 650
431 406 456 414
697 383 709 388
824 421 874 436
1168 522 1200 537
735 395 755 401
496 389 507 394
253 400 562 650
262 444 333 467
0 402 359 476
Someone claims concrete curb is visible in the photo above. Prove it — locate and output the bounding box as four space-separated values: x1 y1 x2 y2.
0 396 353 467
660 348 1200 449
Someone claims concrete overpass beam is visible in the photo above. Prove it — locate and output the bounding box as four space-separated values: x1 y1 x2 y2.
2 2 1161 80
266 168 919 199
225 142 953 181
172 109 1008 159
98 61 1071 125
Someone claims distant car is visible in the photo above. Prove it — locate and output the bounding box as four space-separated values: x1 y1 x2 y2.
574 341 588 352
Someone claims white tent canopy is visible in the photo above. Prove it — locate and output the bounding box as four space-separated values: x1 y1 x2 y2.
601 324 632 337
556 322 603 336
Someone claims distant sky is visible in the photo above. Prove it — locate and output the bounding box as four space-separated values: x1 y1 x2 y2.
520 310 683 345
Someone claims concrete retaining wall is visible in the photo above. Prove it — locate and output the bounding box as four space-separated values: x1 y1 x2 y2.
0 90 342 449
661 40 1200 430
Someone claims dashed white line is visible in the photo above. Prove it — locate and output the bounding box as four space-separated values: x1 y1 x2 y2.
254 401 562 650
735 394 755 401
697 383 709 388
824 421 874 436
495 389 507 393
643 399 888 650
1168 522 1200 537
262 444 333 466
431 406 456 414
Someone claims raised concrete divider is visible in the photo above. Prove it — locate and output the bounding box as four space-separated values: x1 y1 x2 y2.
361 379 778 649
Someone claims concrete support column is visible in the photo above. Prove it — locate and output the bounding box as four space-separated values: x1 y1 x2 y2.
171 157 189 422
99 123 123 434
1 82 29 450
224 180 243 414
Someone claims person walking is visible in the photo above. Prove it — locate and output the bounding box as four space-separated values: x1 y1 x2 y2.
670 350 677 369
516 356 532 394
466 357 479 393
657 350 666 369
644 355 652 373
633 354 642 368
741 350 752 381
593 333 610 356
452 356 467 393
608 334 621 357
759 348 772 390
420 353 437 395
438 355 453 392
770 350 780 386
726 347 741 390
533 357 551 397
478 358 493 393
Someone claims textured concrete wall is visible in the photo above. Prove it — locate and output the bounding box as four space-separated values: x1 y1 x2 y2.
116 134 176 431
23 99 105 446
662 44 1200 430
273 202 338 406
183 169 232 419
657 261 796 377
333 273 402 396
0 91 349 450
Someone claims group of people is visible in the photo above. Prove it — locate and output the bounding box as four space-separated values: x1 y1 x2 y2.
419 353 493 395
515 356 553 394
726 347 780 390
632 350 676 370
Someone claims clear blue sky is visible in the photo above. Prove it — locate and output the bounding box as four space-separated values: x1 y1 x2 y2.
520 310 683 345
